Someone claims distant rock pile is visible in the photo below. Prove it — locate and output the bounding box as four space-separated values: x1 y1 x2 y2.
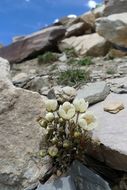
0 0 127 63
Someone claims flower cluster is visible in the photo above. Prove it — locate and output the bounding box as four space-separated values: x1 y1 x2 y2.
38 98 97 172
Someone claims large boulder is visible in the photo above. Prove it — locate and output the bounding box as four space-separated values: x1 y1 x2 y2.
89 93 127 171
96 13 127 48
59 33 110 56
0 26 66 63
54 15 94 37
104 0 127 16
0 57 48 190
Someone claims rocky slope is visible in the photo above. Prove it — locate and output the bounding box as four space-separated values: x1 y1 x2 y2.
1 0 127 189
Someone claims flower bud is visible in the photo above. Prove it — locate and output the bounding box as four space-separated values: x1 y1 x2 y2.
45 99 58 112
51 137 58 144
39 120 47 128
48 146 58 157
59 118 64 123
74 131 81 138
45 112 54 122
63 140 70 148
39 149 47 157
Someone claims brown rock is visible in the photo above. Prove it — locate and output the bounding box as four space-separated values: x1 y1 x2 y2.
0 26 66 63
80 11 95 31
108 49 127 58
93 5 105 18
65 22 91 38
104 101 124 113
59 33 111 57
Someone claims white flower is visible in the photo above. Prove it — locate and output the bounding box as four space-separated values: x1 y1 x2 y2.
79 111 97 131
73 98 89 113
78 118 88 130
58 102 75 120
45 112 54 122
45 99 58 112
48 146 58 157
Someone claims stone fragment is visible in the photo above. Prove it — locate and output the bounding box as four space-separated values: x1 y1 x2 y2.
104 102 124 114
47 86 76 103
12 72 28 84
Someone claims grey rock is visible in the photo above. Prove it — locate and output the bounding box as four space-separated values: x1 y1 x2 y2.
118 63 127 75
76 81 110 105
58 53 67 62
36 176 76 190
104 0 127 16
0 58 49 189
36 161 111 190
107 77 127 94
23 75 54 92
89 93 127 171
12 72 28 84
69 161 111 190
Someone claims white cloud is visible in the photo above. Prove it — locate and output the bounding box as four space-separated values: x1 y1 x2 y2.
88 0 97 9
67 14 77 18
53 18 59 23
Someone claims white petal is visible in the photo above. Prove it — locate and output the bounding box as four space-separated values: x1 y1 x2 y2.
86 122 97 131
45 99 58 112
63 102 72 111
73 99 89 113
58 106 67 119
66 108 75 119
82 111 96 125
78 118 88 130
45 112 54 122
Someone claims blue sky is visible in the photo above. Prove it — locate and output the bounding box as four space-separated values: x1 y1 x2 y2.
0 0 102 45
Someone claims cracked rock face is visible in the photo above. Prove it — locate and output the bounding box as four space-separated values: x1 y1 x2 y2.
0 58 48 190
89 93 127 172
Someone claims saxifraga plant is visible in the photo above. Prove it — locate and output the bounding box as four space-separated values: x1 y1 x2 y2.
38 52 57 64
38 98 98 176
63 48 77 59
77 56 93 66
57 68 91 86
